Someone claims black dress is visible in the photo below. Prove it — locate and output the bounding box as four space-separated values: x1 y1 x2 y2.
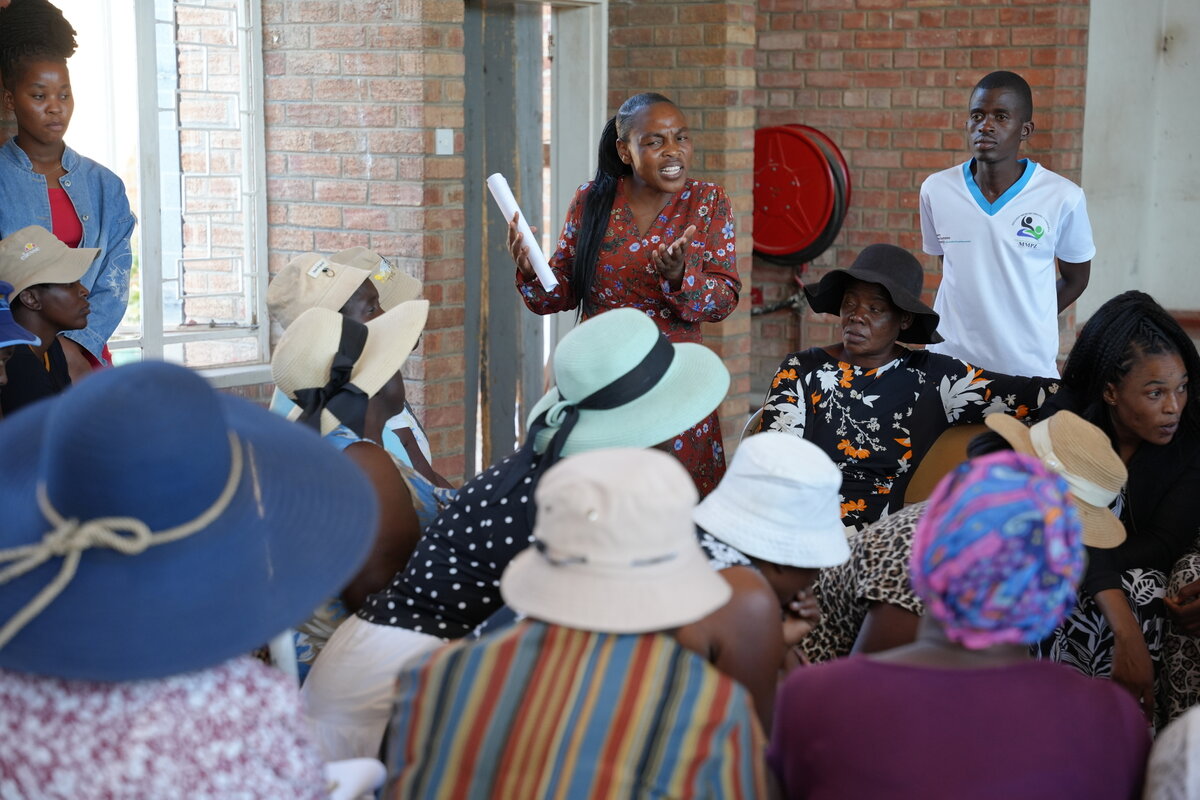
1 340 71 416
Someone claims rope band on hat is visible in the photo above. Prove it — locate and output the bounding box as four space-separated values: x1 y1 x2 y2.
0 432 245 652
294 316 370 437
1029 422 1119 508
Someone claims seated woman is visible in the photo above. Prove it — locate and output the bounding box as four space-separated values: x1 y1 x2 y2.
0 361 379 798
760 243 1056 529
0 226 96 415
387 449 766 799
801 410 1127 663
769 452 1150 800
268 250 452 521
687 431 849 724
328 245 454 491
271 301 429 677
302 308 732 762
1036 291 1200 727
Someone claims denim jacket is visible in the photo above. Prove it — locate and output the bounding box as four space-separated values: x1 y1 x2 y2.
0 137 136 360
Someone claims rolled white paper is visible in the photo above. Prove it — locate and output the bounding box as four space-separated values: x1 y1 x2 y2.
487 172 558 291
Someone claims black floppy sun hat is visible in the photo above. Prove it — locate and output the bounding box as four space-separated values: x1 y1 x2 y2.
804 243 943 345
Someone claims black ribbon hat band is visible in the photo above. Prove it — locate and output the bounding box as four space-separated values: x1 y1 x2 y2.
494 331 676 517
294 316 371 438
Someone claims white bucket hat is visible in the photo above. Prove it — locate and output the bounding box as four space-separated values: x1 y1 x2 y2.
271 301 429 436
501 448 732 633
266 253 374 329
525 308 730 457
693 432 850 568
332 246 422 311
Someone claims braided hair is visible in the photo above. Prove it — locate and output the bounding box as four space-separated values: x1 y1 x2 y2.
572 92 676 318
1062 290 1200 438
0 0 77 91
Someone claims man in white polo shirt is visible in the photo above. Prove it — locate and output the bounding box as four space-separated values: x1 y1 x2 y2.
920 71 1094 378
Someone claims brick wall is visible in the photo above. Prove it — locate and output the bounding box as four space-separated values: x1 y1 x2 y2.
608 0 759 450
262 0 468 480
753 0 1090 391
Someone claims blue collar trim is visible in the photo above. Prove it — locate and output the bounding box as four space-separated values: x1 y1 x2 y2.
962 159 1036 216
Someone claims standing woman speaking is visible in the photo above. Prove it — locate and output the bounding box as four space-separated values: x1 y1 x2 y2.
0 0 135 378
509 92 740 496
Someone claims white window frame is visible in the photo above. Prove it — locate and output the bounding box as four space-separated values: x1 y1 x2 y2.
125 0 270 388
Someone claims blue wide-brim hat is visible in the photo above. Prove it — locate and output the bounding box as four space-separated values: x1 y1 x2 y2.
0 280 38 348
0 361 379 681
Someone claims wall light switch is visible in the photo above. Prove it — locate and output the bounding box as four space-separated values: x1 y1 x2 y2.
435 129 454 155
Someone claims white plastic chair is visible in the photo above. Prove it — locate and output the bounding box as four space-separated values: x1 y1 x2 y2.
267 628 300 685
739 407 763 445
325 758 387 800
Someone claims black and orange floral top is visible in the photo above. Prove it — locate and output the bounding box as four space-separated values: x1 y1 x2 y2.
516 177 740 344
760 347 1057 528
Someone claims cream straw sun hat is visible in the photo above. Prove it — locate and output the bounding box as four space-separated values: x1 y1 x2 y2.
985 410 1127 549
266 252 374 329
693 432 851 568
501 448 732 634
332 246 423 310
0 225 98 296
271 301 429 436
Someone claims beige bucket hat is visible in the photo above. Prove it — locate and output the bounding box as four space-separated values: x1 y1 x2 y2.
0 226 98 296
985 410 1128 549
332 246 422 310
271 300 429 436
266 253 374 329
501 448 732 634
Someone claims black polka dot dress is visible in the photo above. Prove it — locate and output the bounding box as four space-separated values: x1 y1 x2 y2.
358 450 543 640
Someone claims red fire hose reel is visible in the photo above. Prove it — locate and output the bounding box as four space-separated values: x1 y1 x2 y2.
751 125 851 315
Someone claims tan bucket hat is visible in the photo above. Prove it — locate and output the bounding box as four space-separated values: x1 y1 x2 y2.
501 448 732 634
266 253 373 329
985 411 1128 549
0 226 99 296
332 246 422 310
271 300 429 436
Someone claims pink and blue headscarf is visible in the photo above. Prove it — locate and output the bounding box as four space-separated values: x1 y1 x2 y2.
910 451 1084 650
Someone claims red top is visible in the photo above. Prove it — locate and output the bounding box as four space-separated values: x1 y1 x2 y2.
516 178 740 344
47 187 83 248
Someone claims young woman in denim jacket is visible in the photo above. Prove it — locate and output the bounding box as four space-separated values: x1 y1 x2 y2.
0 0 135 376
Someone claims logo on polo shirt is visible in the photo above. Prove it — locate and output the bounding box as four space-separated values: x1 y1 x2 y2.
1013 213 1049 248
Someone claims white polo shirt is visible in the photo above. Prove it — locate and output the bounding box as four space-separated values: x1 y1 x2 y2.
920 159 1095 378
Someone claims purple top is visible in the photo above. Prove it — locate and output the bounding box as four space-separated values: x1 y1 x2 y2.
769 655 1149 800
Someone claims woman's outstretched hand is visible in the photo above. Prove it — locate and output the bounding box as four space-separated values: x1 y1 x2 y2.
506 211 537 280
650 224 697 291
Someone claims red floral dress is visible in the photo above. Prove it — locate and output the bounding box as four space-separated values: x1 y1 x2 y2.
517 178 741 496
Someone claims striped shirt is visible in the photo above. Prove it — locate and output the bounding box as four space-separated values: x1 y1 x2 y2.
386 620 767 799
